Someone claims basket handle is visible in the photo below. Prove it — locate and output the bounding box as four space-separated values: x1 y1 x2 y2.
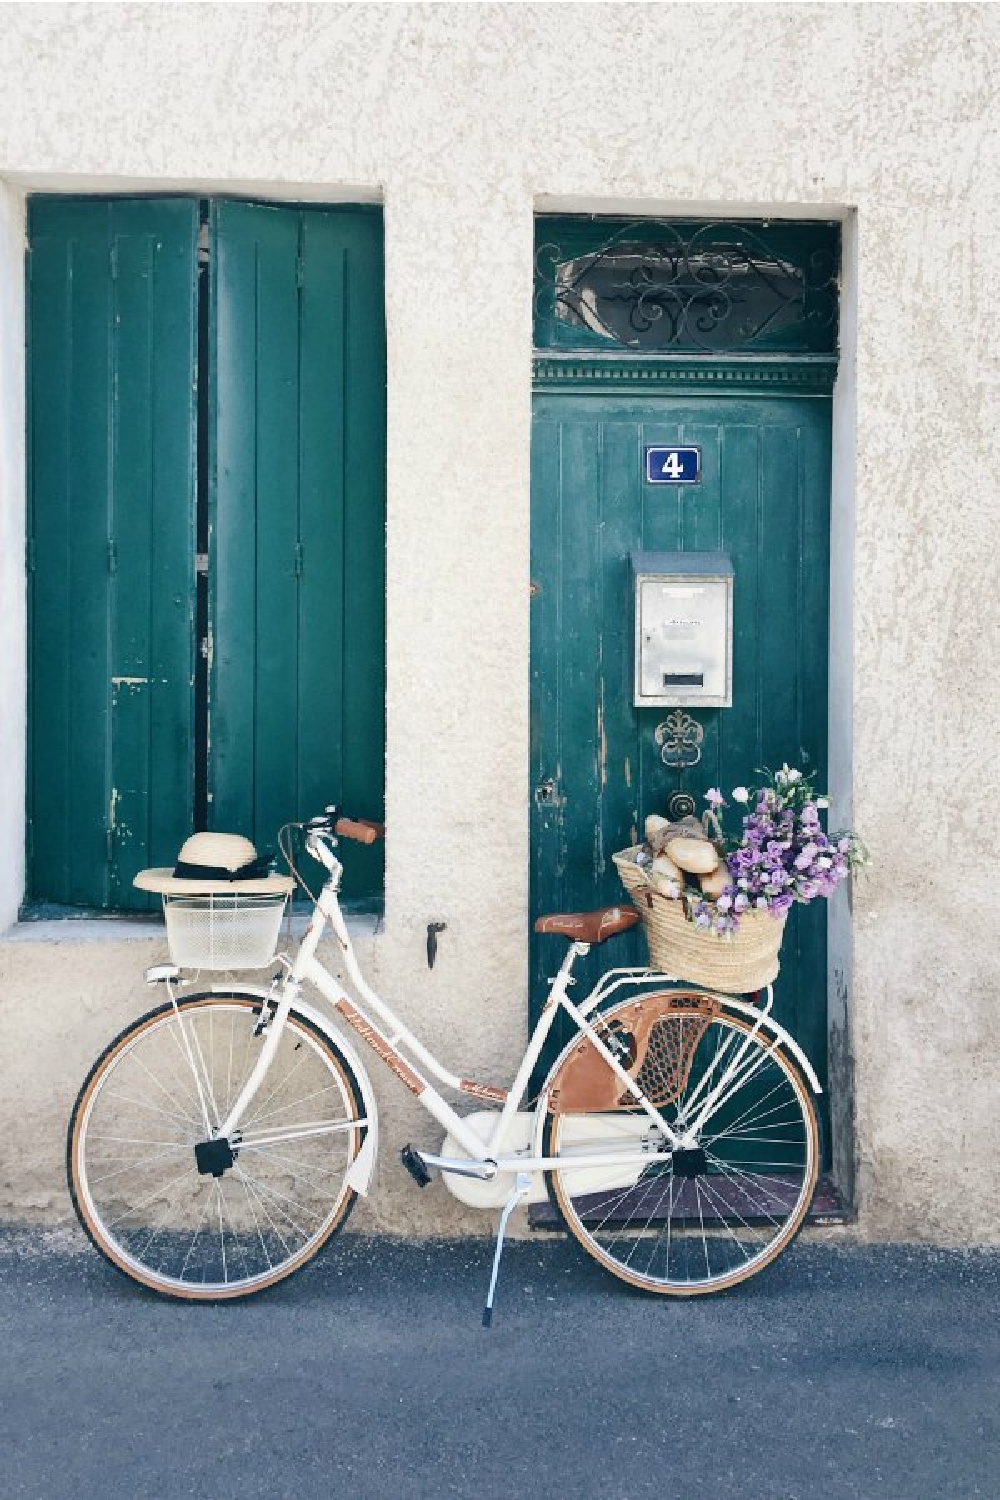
701 808 725 848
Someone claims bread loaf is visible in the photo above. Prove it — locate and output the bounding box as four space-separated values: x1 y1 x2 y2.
699 865 731 899
668 837 720 876
649 853 683 897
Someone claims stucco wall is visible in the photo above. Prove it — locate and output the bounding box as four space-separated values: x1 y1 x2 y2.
0 3 998 1243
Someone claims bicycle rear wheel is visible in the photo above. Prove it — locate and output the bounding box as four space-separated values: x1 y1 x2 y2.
543 997 820 1295
68 993 366 1299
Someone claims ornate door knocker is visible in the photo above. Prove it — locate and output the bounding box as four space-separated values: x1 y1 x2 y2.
654 711 703 769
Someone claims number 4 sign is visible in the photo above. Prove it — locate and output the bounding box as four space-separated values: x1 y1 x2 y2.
645 446 701 484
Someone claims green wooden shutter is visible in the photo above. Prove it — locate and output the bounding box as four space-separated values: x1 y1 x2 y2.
27 198 198 910
208 202 386 899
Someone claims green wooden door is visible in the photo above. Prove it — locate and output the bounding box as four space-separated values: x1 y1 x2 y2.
27 197 198 910
529 389 832 1105
208 201 386 899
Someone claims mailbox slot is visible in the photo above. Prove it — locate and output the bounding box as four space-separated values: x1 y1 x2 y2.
632 552 734 709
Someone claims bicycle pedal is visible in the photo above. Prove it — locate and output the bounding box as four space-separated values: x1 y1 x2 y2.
400 1144 431 1188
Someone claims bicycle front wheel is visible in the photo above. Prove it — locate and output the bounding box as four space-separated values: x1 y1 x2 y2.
68 993 366 1299
544 999 820 1296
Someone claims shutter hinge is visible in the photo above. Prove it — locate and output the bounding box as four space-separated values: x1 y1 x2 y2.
195 551 209 576
109 242 118 280
25 819 33 861
106 827 115 863
197 222 211 268
25 537 35 574
293 541 304 578
107 539 117 573
295 250 304 291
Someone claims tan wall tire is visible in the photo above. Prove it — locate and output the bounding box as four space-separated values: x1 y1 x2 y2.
67 994 366 1301
542 1003 820 1296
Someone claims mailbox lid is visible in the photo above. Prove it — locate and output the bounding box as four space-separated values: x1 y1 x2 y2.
631 551 734 709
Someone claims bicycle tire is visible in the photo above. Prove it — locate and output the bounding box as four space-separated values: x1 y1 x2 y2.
542 994 820 1296
68 991 366 1300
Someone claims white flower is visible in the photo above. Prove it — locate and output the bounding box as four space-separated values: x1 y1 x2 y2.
732 786 749 803
816 796 829 809
780 763 802 784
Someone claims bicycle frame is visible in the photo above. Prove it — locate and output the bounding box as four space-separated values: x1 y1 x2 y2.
206 841 821 1198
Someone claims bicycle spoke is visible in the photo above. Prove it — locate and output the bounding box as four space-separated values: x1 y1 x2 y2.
216 1182 228 1285
235 1166 294 1260
88 1142 191 1188
105 1090 198 1133
704 1151 787 1228
238 1145 350 1199
236 1166 315 1243
105 1163 196 1232
236 1168 273 1273
224 1012 236 1118
242 1081 347 1130
178 1186 218 1282
241 1050 312 1132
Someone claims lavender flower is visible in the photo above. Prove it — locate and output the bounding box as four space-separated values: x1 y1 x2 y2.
666 766 867 937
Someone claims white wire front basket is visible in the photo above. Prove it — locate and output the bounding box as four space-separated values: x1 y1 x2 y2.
162 893 288 971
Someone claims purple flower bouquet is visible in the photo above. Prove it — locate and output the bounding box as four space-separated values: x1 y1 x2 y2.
691 767 868 937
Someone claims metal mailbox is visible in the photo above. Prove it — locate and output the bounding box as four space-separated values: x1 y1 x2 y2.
632 552 734 709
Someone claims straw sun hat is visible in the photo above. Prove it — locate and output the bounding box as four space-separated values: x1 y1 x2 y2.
134 833 293 897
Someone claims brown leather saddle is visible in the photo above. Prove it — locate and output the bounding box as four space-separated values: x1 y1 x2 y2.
533 905 641 945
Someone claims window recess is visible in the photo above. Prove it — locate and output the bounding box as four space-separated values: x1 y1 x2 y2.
26 196 386 913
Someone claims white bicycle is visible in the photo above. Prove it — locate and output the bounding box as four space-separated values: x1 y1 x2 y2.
68 810 821 1320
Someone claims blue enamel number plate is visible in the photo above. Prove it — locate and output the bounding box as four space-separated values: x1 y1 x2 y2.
645 446 701 484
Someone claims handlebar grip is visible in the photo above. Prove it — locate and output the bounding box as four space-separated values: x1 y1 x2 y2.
334 817 384 845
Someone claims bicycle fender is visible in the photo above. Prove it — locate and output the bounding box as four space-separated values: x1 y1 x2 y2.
715 995 823 1095
207 984 380 1196
292 996 380 1196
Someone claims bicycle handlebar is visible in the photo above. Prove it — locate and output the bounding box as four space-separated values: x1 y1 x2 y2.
303 808 385 845
334 817 383 845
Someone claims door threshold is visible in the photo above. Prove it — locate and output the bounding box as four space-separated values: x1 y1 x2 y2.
527 1172 850 1231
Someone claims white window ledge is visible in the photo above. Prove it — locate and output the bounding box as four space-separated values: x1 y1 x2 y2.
2 911 382 945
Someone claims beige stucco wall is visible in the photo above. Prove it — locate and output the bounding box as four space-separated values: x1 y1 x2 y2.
0 2 998 1243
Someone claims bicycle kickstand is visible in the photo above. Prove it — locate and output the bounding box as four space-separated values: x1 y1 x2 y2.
482 1171 533 1329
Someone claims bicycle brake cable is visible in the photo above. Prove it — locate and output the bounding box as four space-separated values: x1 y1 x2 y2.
278 821 319 908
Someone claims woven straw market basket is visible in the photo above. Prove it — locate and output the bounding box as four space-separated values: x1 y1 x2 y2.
613 846 785 994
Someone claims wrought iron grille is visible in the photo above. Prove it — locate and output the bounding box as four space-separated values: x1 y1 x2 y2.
534 217 840 356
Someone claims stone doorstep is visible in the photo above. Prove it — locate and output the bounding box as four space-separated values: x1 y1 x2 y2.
528 1172 850 1231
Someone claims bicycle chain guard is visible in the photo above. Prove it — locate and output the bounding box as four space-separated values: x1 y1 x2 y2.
548 992 719 1114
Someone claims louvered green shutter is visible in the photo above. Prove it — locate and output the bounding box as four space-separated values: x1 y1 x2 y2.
27 198 198 910
208 202 386 899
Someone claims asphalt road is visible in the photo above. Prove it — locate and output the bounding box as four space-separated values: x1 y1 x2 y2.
0 1229 997 1500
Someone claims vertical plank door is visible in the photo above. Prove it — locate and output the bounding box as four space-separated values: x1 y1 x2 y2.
530 393 832 1114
